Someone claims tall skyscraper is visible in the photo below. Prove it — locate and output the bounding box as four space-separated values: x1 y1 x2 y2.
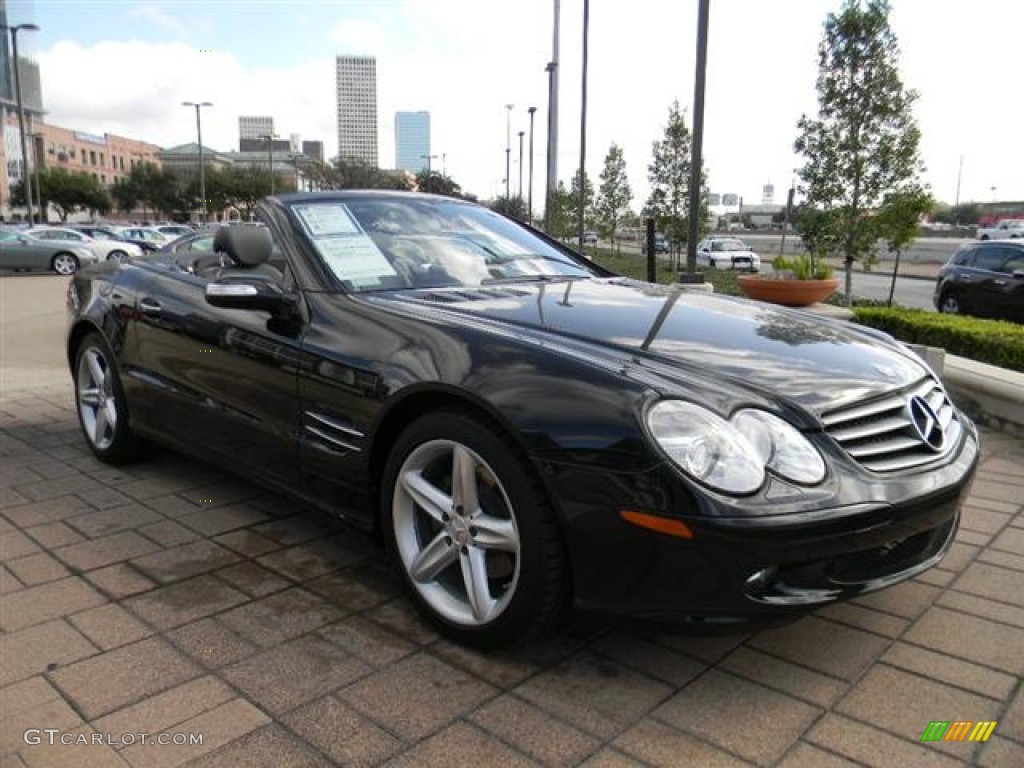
335 55 378 166
0 0 43 116
394 111 430 173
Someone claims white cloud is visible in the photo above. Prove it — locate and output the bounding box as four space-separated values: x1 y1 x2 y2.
34 0 1024 205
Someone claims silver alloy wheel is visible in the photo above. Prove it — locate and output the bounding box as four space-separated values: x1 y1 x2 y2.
107 250 127 262
76 347 118 451
392 439 521 627
52 253 78 275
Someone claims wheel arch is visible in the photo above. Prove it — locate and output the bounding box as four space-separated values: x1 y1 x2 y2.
365 384 567 539
66 318 105 370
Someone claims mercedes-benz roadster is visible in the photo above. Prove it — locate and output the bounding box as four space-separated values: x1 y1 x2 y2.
66 191 978 647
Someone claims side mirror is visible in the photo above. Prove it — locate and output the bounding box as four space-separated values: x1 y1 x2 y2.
206 275 298 316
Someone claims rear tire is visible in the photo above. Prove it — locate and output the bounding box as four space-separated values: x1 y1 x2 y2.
382 408 568 647
73 333 155 464
52 252 79 275
107 249 128 262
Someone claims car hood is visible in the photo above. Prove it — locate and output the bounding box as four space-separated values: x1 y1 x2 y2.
380 278 930 415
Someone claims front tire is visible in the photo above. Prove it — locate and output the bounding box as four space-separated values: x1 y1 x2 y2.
52 252 79 275
73 333 153 463
938 292 963 315
382 409 568 647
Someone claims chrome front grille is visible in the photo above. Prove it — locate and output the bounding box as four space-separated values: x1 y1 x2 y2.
821 378 961 472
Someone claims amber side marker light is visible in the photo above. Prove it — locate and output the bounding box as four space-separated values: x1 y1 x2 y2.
619 510 694 539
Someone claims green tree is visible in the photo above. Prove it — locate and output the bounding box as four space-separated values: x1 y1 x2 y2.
111 177 140 214
489 195 527 221
795 0 925 306
415 169 462 198
227 165 275 220
545 181 575 240
12 168 111 222
568 169 595 233
646 100 708 267
875 186 933 305
595 143 632 246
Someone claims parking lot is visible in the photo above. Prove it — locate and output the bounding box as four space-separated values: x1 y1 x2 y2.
2 274 1022 767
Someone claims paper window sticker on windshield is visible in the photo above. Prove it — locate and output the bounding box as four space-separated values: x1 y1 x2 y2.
315 234 398 287
293 204 362 237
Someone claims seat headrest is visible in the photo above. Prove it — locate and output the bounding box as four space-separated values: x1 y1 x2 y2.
213 225 272 267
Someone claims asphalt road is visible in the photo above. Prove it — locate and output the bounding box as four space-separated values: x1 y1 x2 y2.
0 274 71 393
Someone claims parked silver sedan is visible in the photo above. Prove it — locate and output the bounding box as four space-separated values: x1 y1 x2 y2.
25 227 143 263
0 230 98 274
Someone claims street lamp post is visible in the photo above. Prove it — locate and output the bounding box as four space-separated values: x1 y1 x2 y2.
182 101 213 223
517 131 525 201
527 107 537 224
577 0 589 252
544 0 561 233
504 104 514 201
2 23 40 224
30 133 43 222
259 133 277 194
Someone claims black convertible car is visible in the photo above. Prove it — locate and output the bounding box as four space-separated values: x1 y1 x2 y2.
66 191 978 647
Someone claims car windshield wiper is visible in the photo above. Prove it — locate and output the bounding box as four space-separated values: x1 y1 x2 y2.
481 274 591 285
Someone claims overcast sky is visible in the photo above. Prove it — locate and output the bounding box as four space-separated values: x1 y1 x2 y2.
23 0 1024 208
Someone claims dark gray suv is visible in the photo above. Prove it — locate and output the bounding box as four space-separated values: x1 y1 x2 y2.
934 240 1024 323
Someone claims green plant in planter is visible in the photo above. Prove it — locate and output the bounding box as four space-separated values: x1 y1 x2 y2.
772 255 834 280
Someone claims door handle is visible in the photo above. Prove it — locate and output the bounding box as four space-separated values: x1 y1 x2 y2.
992 280 1007 286
138 298 162 315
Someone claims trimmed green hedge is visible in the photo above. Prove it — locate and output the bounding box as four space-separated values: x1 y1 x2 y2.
853 307 1024 372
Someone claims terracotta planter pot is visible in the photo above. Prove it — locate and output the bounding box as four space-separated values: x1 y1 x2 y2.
736 275 840 307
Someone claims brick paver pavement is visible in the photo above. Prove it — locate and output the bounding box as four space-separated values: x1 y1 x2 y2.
2 381 1022 768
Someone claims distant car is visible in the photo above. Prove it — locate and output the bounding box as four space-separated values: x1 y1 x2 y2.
697 237 761 272
977 219 1024 241
156 224 195 238
582 231 598 246
25 227 142 263
934 240 1024 322
113 226 171 245
0 230 98 274
640 233 669 254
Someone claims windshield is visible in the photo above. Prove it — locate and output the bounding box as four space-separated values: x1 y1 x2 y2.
712 239 748 252
290 197 598 292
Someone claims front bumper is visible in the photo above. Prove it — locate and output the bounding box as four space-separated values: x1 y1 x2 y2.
540 424 978 629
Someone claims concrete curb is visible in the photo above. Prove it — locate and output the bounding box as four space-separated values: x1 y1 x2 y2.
941 355 1024 437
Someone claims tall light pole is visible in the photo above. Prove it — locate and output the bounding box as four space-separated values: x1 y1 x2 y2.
544 0 561 232
182 101 212 222
30 132 43 222
259 133 277 194
504 104 514 200
684 0 710 279
527 106 537 224
577 0 589 251
517 130 525 200
2 23 39 224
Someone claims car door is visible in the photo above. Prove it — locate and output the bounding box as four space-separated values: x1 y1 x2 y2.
128 223 304 484
0 235 49 270
970 245 1019 319
990 248 1024 322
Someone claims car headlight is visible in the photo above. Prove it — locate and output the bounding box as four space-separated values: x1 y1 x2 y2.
646 401 826 495
646 401 765 494
731 409 826 485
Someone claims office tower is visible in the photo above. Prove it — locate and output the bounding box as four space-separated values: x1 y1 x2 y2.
395 110 430 173
335 55 378 166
